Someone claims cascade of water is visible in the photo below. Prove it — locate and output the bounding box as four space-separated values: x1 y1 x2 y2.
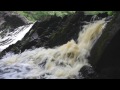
0 24 34 52
0 19 107 79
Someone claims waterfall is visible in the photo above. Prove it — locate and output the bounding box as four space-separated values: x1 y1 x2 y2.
0 24 34 52
0 18 107 79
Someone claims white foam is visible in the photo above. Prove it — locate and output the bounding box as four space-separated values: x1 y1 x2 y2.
0 24 34 52
0 19 107 79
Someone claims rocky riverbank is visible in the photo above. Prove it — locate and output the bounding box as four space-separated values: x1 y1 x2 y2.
1 11 120 79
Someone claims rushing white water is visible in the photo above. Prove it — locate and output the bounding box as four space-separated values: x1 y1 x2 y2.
0 24 34 52
0 19 107 79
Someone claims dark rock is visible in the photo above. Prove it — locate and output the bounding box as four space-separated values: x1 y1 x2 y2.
0 11 29 32
97 12 108 19
4 14 29 28
1 11 117 79
79 65 98 79
0 11 110 59
88 12 120 79
98 67 120 79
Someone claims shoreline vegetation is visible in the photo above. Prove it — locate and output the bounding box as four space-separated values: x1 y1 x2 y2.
16 11 114 22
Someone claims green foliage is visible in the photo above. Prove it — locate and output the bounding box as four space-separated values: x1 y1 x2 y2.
107 11 113 16
84 11 113 16
16 11 75 22
16 11 113 22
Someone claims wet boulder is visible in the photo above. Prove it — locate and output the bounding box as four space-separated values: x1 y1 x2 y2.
88 12 120 79
0 11 29 32
0 11 110 60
